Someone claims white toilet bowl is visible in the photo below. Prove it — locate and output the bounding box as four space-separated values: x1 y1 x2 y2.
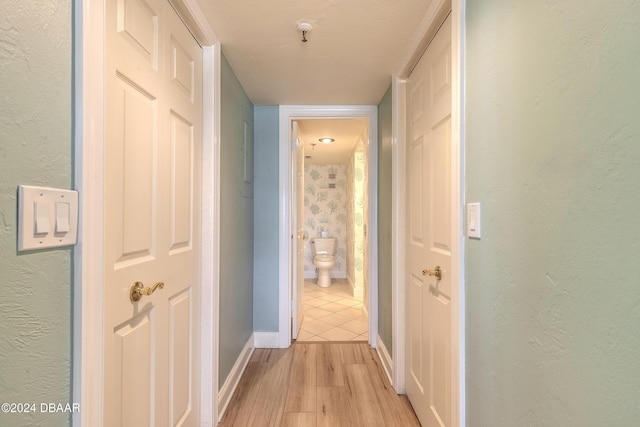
311 238 337 288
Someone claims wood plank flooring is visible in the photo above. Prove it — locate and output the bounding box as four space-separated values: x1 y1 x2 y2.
219 342 420 427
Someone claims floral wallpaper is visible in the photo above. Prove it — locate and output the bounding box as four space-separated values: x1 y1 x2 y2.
303 165 348 277
346 148 366 293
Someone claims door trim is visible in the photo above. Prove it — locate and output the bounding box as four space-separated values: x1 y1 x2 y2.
72 1 221 426
391 0 465 426
278 105 379 348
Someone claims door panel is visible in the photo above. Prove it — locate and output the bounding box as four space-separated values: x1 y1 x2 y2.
117 0 158 66
169 290 192 425
114 78 157 264
407 13 453 427
169 112 194 252
114 311 154 427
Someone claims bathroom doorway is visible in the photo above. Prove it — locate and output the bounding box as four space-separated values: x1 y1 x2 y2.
295 118 370 342
278 105 378 348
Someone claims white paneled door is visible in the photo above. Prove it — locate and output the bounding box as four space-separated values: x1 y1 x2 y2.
406 14 453 427
104 0 203 425
292 121 305 339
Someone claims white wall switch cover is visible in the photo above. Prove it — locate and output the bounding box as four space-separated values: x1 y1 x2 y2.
467 202 481 239
18 185 79 251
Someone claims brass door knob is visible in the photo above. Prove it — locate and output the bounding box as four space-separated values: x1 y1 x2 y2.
130 281 165 302
421 266 442 280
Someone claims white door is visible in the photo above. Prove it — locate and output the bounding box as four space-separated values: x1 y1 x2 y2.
104 0 203 425
292 121 305 338
406 14 453 427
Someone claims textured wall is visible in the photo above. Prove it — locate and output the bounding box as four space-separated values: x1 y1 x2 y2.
219 54 254 389
0 2 72 427
377 84 393 353
303 164 348 278
253 106 280 332
466 1 640 425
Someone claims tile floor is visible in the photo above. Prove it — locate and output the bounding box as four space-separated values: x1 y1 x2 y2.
296 278 368 342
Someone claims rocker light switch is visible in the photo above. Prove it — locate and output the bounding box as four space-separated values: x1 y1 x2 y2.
55 202 71 233
18 185 79 251
35 201 50 235
467 202 481 239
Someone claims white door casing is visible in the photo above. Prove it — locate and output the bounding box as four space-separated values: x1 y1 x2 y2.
406 13 455 427
103 1 202 425
278 106 378 348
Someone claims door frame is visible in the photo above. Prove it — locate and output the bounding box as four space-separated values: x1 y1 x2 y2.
72 1 221 426
278 106 379 348
391 0 465 426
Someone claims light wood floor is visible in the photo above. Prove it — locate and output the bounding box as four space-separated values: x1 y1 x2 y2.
218 342 421 427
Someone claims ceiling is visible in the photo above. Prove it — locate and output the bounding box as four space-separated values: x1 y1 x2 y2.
195 0 434 106
297 119 368 165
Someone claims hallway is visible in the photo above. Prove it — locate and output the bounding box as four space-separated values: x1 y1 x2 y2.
218 343 420 426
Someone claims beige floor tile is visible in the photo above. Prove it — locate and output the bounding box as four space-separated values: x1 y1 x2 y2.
306 298 329 308
338 307 365 319
302 335 328 342
296 329 316 341
316 293 343 302
301 318 334 335
299 278 368 342
320 327 359 341
321 312 352 327
351 333 369 341
305 307 333 320
321 302 349 312
334 298 359 307
340 319 368 334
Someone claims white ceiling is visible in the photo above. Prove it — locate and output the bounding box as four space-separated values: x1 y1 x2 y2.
298 119 368 165
196 0 434 105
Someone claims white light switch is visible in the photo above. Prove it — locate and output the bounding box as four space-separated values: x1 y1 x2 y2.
35 201 50 234
55 202 71 233
18 185 79 251
467 202 481 239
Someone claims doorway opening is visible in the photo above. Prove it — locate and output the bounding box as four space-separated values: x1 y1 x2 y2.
295 118 369 342
278 105 378 349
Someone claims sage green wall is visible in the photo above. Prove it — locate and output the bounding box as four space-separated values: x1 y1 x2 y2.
0 1 73 426
219 54 254 389
377 84 393 353
253 106 280 332
466 1 640 425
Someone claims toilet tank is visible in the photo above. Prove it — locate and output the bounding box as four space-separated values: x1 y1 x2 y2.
311 238 336 256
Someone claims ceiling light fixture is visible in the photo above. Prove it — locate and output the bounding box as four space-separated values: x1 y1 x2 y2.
319 137 334 144
297 22 312 43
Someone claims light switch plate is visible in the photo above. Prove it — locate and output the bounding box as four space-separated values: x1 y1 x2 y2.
18 185 79 251
467 202 481 239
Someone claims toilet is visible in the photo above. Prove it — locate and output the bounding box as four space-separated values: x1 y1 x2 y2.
311 238 337 288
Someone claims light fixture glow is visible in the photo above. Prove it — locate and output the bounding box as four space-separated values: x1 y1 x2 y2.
319 138 334 144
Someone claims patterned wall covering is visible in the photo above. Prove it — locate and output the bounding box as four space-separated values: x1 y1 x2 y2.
346 148 366 292
303 165 348 277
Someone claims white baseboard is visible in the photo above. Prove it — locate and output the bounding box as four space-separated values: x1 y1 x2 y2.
376 334 394 386
253 331 280 348
346 275 364 299
218 333 255 421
